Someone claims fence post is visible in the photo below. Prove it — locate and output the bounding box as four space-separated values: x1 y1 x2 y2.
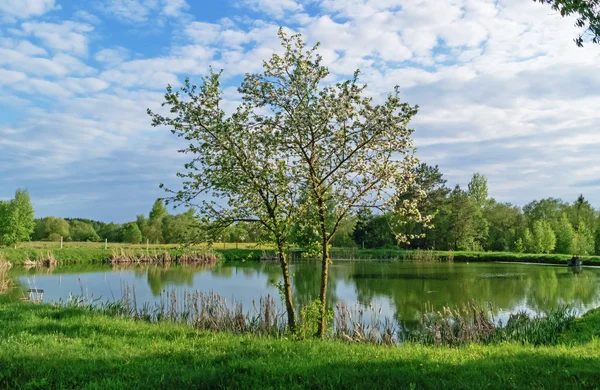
105 238 108 250
60 236 63 249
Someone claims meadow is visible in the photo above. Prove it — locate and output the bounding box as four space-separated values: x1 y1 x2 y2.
3 242 600 266
0 299 599 389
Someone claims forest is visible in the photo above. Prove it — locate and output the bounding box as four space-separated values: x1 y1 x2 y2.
3 163 599 257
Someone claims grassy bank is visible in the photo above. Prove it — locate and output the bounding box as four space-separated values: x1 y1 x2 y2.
0 301 599 389
3 244 600 266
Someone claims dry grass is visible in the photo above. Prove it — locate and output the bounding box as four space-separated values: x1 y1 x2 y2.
110 249 220 266
0 259 12 294
21 241 272 250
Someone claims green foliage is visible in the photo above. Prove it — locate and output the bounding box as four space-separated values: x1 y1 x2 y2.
33 217 70 241
483 200 521 252
573 220 595 255
514 238 525 253
554 213 574 254
532 220 556 254
69 221 100 242
296 299 332 339
352 209 396 249
467 173 489 208
121 223 143 244
0 189 35 247
446 186 481 250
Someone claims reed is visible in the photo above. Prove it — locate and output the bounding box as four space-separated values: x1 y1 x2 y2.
63 284 285 337
0 260 12 294
110 249 220 266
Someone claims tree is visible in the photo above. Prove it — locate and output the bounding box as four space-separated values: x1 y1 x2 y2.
239 30 423 336
467 173 489 208
573 220 595 255
69 220 100 242
398 164 450 249
136 215 148 238
121 223 143 244
163 209 202 244
483 200 522 252
144 199 168 243
532 220 556 254
446 186 479 250
534 0 600 46
554 213 575 254
33 217 70 241
148 66 305 332
0 189 35 247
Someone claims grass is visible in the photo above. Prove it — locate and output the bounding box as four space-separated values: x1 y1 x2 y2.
19 241 272 250
0 301 600 389
4 243 600 266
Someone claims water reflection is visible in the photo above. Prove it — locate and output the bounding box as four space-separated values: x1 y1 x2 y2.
10 261 600 325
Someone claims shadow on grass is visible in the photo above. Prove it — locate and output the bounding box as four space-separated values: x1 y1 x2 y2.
1 348 600 389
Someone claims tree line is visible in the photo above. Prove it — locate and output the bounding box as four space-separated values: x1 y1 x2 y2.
31 199 201 245
350 164 600 256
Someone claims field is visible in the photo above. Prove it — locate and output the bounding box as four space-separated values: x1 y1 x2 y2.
0 299 599 389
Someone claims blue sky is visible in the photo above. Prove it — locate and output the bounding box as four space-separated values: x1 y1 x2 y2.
1 0 599 223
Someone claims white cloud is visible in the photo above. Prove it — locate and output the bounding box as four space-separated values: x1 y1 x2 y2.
162 0 190 17
0 69 27 85
237 0 302 19
0 0 59 20
21 21 94 56
96 0 190 22
3 0 600 220
95 47 130 66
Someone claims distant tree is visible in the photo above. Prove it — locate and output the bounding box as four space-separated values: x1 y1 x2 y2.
121 223 143 244
534 0 600 46
136 214 148 238
351 210 396 249
514 237 525 253
0 189 35 247
523 228 535 253
483 200 522 252
523 198 568 227
144 199 168 243
554 213 575 254
69 221 100 242
398 163 450 249
569 194 596 231
573 220 595 255
467 173 489 208
163 210 203 244
33 217 70 241
330 215 357 248
97 222 123 242
532 220 556 254
594 218 600 255
447 186 479 250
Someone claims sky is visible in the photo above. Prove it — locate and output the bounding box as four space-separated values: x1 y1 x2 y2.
0 0 599 223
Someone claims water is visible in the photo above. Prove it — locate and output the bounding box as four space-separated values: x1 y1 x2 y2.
10 261 600 326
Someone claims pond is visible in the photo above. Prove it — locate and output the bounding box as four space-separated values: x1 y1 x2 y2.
9 261 600 327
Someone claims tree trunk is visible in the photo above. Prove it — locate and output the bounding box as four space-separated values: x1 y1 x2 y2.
317 237 329 338
316 194 329 338
276 242 296 332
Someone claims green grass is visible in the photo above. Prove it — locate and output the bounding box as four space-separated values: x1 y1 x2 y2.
0 301 600 389
4 244 600 266
330 248 600 265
